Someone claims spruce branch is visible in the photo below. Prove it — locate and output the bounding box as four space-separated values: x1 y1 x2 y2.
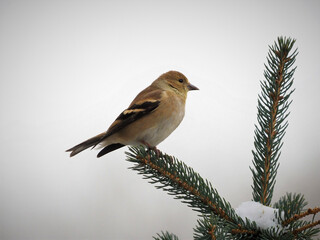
292 220 320 236
251 37 298 206
194 215 218 240
208 225 217 240
153 231 180 240
194 214 258 240
126 147 259 237
126 146 238 223
273 194 320 238
282 207 320 227
274 193 308 223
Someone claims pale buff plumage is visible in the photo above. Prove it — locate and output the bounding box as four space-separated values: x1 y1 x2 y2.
66 71 198 157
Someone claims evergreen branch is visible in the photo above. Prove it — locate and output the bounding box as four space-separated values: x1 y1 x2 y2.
208 225 217 240
193 215 256 240
194 216 218 240
251 37 298 206
126 146 238 223
274 193 320 238
292 220 320 236
274 193 308 222
153 231 179 240
127 147 260 238
283 207 320 226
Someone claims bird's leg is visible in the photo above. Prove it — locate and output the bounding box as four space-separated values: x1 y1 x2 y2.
141 141 161 157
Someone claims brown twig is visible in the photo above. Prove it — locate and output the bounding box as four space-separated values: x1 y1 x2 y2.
283 207 320 226
292 220 320 235
231 228 256 235
208 225 216 240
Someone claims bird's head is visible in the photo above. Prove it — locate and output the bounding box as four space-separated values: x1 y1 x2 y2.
154 71 199 97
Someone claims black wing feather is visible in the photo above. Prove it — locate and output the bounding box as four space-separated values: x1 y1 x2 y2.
97 143 125 158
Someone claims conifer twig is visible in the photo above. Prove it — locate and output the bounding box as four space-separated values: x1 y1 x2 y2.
231 228 257 235
127 147 260 237
153 231 179 240
128 147 235 222
282 207 320 226
292 220 320 235
251 37 298 206
208 225 216 240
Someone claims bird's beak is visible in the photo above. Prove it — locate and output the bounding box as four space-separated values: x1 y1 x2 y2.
188 83 199 91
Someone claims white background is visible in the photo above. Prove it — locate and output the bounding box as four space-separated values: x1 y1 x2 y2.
1 0 319 239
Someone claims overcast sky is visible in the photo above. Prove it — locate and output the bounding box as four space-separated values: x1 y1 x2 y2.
1 0 319 239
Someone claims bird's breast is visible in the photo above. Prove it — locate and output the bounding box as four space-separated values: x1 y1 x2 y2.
139 93 185 146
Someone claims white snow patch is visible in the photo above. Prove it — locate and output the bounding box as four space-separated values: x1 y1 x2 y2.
235 201 283 230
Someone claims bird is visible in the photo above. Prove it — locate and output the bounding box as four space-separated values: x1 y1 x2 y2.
66 70 199 158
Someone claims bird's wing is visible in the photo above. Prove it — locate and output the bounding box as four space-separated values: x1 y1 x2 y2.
97 87 162 143
97 143 125 157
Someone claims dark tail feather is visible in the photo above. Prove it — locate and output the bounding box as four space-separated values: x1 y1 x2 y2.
66 133 105 157
97 143 125 158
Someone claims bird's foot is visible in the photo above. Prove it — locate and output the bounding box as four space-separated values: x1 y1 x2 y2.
141 141 161 157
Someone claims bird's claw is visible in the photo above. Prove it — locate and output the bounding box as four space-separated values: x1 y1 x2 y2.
141 141 161 157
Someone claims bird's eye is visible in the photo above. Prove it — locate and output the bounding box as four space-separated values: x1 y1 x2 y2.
178 79 184 83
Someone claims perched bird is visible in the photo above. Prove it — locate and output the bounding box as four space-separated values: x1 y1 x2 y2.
66 70 198 157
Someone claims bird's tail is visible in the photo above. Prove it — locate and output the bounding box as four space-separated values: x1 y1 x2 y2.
66 132 106 157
